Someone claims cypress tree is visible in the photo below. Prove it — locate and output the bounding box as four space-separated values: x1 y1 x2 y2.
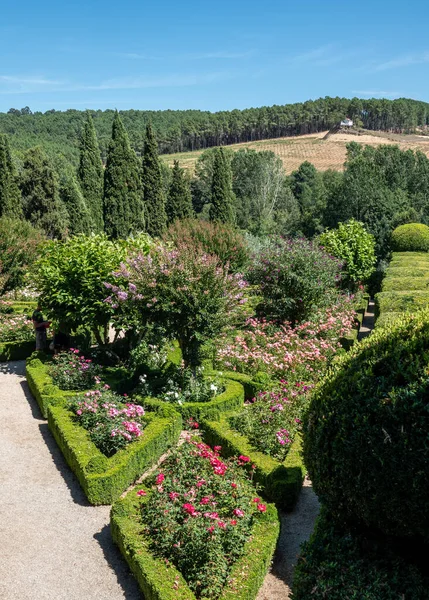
60 174 92 235
20 146 68 238
0 134 22 217
142 123 167 236
77 112 104 232
209 147 236 224
166 160 194 223
103 112 144 239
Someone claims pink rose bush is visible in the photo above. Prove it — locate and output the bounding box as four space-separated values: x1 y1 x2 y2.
0 312 33 343
49 348 102 391
69 388 146 456
139 439 269 599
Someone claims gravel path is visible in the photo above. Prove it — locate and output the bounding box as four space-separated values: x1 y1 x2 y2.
0 361 141 600
0 360 320 599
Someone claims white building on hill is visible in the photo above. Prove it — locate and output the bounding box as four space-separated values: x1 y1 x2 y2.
340 117 354 127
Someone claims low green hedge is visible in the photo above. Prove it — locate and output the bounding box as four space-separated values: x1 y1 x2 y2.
382 276 429 291
0 339 35 361
293 510 429 600
47 401 182 505
111 486 280 600
374 311 402 329
140 378 245 422
26 356 74 418
391 223 429 252
201 412 305 511
385 266 429 277
375 290 429 317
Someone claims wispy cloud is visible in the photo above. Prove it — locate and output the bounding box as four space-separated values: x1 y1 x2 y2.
116 50 255 61
285 44 347 67
352 89 401 98
0 75 64 86
373 52 429 71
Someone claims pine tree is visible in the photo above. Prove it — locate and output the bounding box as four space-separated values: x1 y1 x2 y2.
142 123 167 236
77 112 104 232
103 112 144 239
166 161 194 223
20 146 68 238
60 174 92 235
0 134 22 217
209 147 236 224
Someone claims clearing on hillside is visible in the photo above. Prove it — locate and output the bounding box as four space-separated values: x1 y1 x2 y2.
161 130 429 174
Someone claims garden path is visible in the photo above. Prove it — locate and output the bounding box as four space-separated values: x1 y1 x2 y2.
358 299 375 340
0 360 141 600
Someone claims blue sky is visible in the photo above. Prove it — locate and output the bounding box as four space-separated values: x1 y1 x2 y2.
1 0 428 113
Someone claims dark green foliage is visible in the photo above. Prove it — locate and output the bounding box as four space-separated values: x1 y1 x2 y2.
303 310 429 540
77 112 104 232
0 133 21 217
142 123 167 237
293 510 429 600
20 146 69 238
103 112 144 239
59 174 91 235
391 223 429 251
166 161 193 223
0 340 35 361
289 161 326 236
209 148 235 224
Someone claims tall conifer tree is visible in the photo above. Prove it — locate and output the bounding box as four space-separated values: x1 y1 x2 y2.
142 123 167 236
103 112 144 239
166 161 194 223
20 146 68 238
209 147 235 224
0 134 22 217
60 174 92 235
77 112 104 232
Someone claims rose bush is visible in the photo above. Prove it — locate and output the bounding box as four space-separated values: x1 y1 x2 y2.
49 348 102 391
0 312 34 343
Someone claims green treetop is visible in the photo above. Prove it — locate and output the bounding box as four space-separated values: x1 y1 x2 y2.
77 112 104 232
142 122 167 237
166 160 194 223
209 147 236 224
0 134 22 218
103 112 144 239
60 173 92 235
20 146 68 238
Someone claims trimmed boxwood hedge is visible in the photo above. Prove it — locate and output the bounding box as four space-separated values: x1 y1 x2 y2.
47 401 182 505
381 276 429 291
0 340 35 361
201 413 305 511
303 309 429 541
391 223 429 252
375 290 429 317
293 510 429 600
26 355 75 418
111 486 280 600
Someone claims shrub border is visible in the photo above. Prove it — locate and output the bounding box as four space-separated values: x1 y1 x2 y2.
201 412 305 511
111 487 280 600
0 339 35 362
47 401 182 505
26 355 73 418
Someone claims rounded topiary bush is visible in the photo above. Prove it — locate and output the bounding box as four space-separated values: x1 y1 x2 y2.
391 223 429 252
303 310 429 540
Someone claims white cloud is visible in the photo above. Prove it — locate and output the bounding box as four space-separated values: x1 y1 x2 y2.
373 52 429 71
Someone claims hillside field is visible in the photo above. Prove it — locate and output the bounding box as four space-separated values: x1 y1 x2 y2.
161 129 429 174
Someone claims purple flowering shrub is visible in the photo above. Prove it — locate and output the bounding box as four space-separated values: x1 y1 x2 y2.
49 348 102 391
138 439 267 599
69 388 146 456
105 242 248 368
229 380 312 461
248 236 344 323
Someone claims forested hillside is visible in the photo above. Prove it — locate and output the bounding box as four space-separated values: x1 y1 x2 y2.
1 96 429 167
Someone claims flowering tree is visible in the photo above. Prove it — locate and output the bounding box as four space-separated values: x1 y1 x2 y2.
105 242 248 368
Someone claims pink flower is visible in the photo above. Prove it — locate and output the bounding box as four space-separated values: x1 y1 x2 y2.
217 521 226 529
137 489 147 497
239 455 250 463
207 525 216 534
257 503 267 513
233 508 245 518
230 519 237 526
156 473 165 485
253 497 260 503
214 445 222 452
169 492 180 501
200 497 211 505
231 482 237 489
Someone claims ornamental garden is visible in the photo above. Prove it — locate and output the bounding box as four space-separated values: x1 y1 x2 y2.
1 216 429 599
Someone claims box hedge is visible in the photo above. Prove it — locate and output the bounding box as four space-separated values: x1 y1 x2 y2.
201 413 305 511
375 290 429 317
391 223 429 252
381 276 429 292
111 487 280 600
293 510 429 600
47 401 182 505
0 340 35 361
303 309 429 541
26 355 74 418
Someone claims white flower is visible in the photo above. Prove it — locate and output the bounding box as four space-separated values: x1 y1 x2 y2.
177 399 183 405
174 392 179 398
210 384 217 392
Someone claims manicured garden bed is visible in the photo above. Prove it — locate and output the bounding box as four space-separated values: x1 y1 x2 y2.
111 442 280 600
201 412 305 511
47 400 182 504
26 355 74 418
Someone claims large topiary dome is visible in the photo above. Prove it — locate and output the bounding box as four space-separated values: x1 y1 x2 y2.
391 223 429 252
303 310 429 541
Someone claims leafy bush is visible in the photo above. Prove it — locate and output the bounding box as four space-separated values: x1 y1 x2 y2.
303 310 429 540
248 236 343 322
319 219 376 288
229 380 311 461
293 510 429 600
391 223 429 252
49 348 102 390
162 218 249 272
106 242 248 368
216 299 355 381
69 388 146 456
138 438 268 599
0 312 33 343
